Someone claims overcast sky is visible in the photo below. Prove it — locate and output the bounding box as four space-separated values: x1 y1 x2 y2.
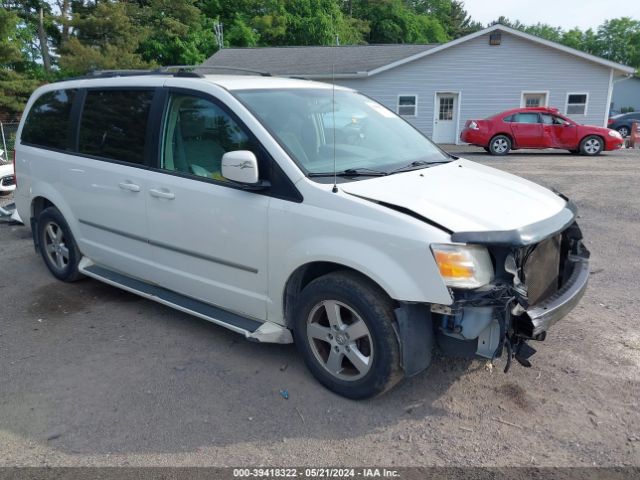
463 0 640 30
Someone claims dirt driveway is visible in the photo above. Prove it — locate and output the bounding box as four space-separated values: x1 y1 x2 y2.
0 148 639 467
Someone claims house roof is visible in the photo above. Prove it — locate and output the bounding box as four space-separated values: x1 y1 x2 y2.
202 44 439 78
204 24 635 78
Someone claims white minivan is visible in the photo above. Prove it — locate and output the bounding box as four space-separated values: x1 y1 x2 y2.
14 71 590 398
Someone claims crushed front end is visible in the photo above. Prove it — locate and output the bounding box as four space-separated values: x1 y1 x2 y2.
433 202 590 370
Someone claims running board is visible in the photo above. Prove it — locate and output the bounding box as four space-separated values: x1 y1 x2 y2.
78 258 293 344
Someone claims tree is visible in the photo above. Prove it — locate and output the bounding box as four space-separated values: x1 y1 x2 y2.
59 1 151 74
0 8 41 113
2 0 58 73
596 18 640 69
406 0 482 38
351 0 448 44
137 0 217 65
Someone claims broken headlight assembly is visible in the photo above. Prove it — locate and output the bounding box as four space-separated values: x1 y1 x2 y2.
430 243 494 289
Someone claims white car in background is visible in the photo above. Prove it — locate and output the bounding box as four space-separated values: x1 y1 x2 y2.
14 70 590 399
0 151 16 194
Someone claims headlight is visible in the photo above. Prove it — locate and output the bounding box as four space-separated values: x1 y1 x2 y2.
430 244 494 289
608 130 622 138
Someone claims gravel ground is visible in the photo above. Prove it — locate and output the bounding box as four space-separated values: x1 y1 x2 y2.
0 147 639 468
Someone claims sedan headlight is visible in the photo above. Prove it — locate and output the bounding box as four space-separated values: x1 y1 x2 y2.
430 244 494 289
608 130 622 138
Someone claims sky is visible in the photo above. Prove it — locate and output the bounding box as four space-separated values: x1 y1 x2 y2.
463 0 640 31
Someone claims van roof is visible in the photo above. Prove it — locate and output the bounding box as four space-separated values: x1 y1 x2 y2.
47 73 348 92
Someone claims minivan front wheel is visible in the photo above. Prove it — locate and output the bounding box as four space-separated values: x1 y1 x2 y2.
37 207 84 282
293 271 402 399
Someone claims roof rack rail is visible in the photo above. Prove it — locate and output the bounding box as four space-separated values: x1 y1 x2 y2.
56 65 271 82
162 65 272 77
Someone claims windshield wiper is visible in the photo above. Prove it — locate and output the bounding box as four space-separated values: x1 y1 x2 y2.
308 167 388 177
388 159 451 175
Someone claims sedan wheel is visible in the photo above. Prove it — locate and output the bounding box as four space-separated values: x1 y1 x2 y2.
580 135 603 156
489 135 511 155
617 126 630 138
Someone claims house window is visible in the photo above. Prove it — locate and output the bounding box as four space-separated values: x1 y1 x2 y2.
522 92 547 108
566 93 588 115
398 95 417 116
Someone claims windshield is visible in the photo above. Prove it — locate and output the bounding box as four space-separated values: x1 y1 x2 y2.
234 88 448 175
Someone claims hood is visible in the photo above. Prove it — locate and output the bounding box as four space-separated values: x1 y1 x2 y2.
0 163 13 175
340 159 567 233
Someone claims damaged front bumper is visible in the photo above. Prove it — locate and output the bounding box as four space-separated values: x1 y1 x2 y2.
521 254 589 338
433 211 590 367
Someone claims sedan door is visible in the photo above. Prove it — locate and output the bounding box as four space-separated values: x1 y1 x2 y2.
540 113 578 149
143 90 269 321
509 112 543 148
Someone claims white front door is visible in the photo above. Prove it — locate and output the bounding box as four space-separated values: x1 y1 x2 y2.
433 93 458 143
144 90 270 321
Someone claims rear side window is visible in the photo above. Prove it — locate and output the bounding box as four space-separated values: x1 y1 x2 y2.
79 89 154 164
513 113 540 124
22 89 76 150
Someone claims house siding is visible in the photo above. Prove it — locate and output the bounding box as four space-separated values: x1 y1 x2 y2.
336 32 612 142
611 77 640 113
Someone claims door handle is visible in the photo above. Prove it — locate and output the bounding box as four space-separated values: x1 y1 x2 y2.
149 188 175 200
118 181 141 192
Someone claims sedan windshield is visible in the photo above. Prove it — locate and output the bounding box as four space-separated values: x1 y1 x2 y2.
234 88 449 176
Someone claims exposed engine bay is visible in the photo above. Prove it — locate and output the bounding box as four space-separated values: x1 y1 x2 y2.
432 220 590 372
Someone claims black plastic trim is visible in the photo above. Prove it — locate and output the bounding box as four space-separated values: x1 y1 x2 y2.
83 264 262 332
451 202 578 246
78 219 258 274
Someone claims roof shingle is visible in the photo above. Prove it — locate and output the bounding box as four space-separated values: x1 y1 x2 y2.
202 44 439 76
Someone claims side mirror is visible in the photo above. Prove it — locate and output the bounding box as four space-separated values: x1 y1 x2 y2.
221 150 260 185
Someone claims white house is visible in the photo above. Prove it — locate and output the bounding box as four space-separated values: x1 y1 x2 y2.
204 24 634 144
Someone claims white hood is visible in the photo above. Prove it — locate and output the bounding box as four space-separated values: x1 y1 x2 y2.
341 159 567 233
0 163 13 176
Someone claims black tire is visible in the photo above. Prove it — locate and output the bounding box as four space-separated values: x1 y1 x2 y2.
489 135 511 155
37 207 84 282
579 135 604 156
293 271 402 399
617 126 630 138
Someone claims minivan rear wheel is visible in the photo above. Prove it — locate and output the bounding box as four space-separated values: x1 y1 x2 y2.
293 271 402 399
37 207 84 282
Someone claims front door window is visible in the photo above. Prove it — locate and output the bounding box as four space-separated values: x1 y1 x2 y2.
161 94 257 182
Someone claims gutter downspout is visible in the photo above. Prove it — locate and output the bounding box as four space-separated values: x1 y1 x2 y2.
606 71 634 126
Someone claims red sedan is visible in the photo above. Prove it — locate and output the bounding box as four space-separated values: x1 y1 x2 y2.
460 107 624 156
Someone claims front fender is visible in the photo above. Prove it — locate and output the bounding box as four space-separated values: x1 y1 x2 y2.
268 235 453 324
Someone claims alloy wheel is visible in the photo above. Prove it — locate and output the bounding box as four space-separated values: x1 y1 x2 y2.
584 138 601 154
43 221 70 271
492 138 509 153
306 300 374 381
